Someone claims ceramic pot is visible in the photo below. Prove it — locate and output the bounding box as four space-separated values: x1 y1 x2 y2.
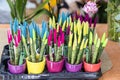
8 60 26 74
46 55 64 73
83 59 101 72
65 60 82 72
26 56 45 74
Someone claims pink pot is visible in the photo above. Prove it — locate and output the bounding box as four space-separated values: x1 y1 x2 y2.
46 55 64 73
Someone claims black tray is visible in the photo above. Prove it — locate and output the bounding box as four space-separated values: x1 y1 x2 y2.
0 45 102 80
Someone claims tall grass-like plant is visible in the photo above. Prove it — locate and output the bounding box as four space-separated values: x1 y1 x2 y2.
7 0 52 23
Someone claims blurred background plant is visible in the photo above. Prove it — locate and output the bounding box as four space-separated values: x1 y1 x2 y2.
106 0 120 42
7 0 52 23
0 0 107 24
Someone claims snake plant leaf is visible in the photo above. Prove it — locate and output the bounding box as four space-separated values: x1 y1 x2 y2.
68 33 73 47
33 29 36 41
58 17 62 26
84 39 88 48
94 34 98 45
96 38 100 48
78 31 82 44
29 23 33 38
19 52 24 65
101 33 106 43
102 39 108 47
13 19 19 34
80 39 85 50
49 18 52 28
21 25 26 37
57 24 59 32
74 21 77 34
52 16 56 29
62 21 66 31
70 22 73 31
41 21 48 38
89 31 93 45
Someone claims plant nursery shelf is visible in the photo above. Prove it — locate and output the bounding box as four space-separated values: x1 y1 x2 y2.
0 45 102 80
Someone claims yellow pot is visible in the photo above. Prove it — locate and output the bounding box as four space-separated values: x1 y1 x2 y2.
26 55 45 74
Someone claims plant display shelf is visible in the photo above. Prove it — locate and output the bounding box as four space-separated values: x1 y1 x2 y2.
0 45 102 80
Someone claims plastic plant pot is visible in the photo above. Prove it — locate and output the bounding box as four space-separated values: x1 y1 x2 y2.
65 60 82 72
83 59 101 72
26 55 46 74
46 55 64 73
8 60 26 74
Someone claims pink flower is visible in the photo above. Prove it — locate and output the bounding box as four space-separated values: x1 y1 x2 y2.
83 1 98 16
7 29 12 44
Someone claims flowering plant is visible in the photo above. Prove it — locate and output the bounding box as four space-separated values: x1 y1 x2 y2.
82 1 98 17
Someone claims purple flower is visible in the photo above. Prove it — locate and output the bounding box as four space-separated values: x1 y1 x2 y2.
83 1 98 16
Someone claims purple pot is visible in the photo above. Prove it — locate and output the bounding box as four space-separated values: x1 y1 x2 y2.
8 60 26 74
46 55 64 73
65 61 82 72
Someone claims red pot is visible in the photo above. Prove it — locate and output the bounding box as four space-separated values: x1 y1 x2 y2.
83 59 101 72
46 55 64 73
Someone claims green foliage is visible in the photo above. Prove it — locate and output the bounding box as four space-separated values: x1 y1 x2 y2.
7 0 52 23
106 0 120 41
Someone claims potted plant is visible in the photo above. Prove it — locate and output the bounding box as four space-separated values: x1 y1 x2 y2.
25 21 48 74
66 32 88 72
83 31 108 72
7 20 26 74
46 28 65 73
65 19 89 72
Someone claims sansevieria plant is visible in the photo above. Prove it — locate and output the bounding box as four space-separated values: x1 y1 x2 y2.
86 32 108 64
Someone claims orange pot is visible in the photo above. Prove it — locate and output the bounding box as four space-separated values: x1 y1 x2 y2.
83 59 101 72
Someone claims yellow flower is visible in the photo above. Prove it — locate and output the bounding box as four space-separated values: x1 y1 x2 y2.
44 0 57 11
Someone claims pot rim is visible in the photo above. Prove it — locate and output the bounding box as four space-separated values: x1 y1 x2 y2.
83 58 101 65
8 59 26 67
26 56 45 63
46 55 64 63
65 59 82 66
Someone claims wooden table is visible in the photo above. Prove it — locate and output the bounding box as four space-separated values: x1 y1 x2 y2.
0 24 120 80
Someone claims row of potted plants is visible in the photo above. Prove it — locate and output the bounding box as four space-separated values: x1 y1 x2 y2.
7 14 107 74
